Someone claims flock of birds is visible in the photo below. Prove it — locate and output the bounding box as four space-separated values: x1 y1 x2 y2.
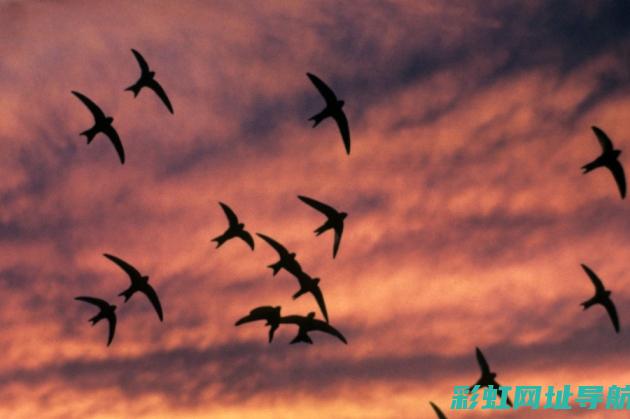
69 48 627 417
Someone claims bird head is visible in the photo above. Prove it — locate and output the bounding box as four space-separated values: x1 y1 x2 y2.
238 223 245 229
307 312 316 319
337 100 345 108
614 149 622 158
141 276 149 283
149 71 156 78
340 212 348 220
313 278 321 285
289 252 297 259
106 117 114 124
110 304 117 311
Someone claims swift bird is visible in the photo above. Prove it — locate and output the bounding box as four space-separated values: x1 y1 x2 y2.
125 49 174 113
292 270 329 323
298 195 347 258
71 91 125 164
104 253 163 322
75 296 117 346
212 202 255 250
582 126 626 199
429 402 447 419
279 312 347 344
256 233 302 276
470 347 513 407
235 305 282 342
307 72 351 155
581 263 619 333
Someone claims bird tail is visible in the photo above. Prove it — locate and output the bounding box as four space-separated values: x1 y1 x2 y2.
267 261 282 276
124 83 142 97
581 161 597 174
80 126 99 144
309 110 327 127
292 288 308 299
89 315 101 325
118 288 134 302
211 235 226 248
314 223 328 236
581 299 595 310
290 331 313 344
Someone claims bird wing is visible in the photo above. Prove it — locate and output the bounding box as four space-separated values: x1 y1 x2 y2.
219 202 240 227
310 285 329 323
236 229 255 250
607 159 626 199
75 296 109 310
72 91 106 121
104 253 141 282
311 318 347 343
235 306 278 325
298 195 338 218
131 49 151 74
581 264 605 293
333 222 343 258
307 72 338 105
141 283 163 322
592 126 614 152
333 109 351 155
602 297 620 333
256 233 290 258
429 402 447 419
146 78 174 114
106 312 117 346
101 125 125 164
475 347 491 375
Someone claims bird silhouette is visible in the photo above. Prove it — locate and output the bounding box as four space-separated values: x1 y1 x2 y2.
429 402 447 419
104 253 163 322
75 296 117 346
470 347 512 407
279 312 347 344
125 49 173 114
212 202 255 250
235 305 282 342
582 126 626 199
71 91 125 164
298 195 347 258
256 233 302 276
581 263 619 333
291 270 329 323
307 72 351 155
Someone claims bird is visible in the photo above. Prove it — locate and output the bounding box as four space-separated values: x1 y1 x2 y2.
429 402 447 419
580 263 619 333
256 233 302 276
212 202 255 250
104 253 163 322
470 347 513 407
279 312 347 344
291 270 329 323
307 72 351 155
125 49 173 114
298 195 347 258
235 305 282 342
71 91 125 164
582 126 626 199
75 296 117 346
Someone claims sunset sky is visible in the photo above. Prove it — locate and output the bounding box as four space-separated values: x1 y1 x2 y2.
2 1 630 418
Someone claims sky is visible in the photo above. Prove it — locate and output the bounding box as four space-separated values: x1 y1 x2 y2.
1 0 630 418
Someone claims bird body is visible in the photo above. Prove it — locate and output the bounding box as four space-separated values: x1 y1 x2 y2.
75 296 117 346
212 202 255 250
580 263 619 333
307 73 351 155
298 195 346 258
582 126 626 198
126 49 173 113
470 347 513 407
256 233 302 276
72 91 125 164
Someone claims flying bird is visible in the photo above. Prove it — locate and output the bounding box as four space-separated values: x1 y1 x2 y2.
125 49 174 113
212 202 255 250
580 263 619 333
470 347 513 407
256 233 302 276
235 305 282 342
307 72 351 155
280 312 347 344
582 126 626 199
71 91 125 164
75 296 117 346
292 270 329 323
429 402 447 419
298 195 347 258
104 253 163 322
